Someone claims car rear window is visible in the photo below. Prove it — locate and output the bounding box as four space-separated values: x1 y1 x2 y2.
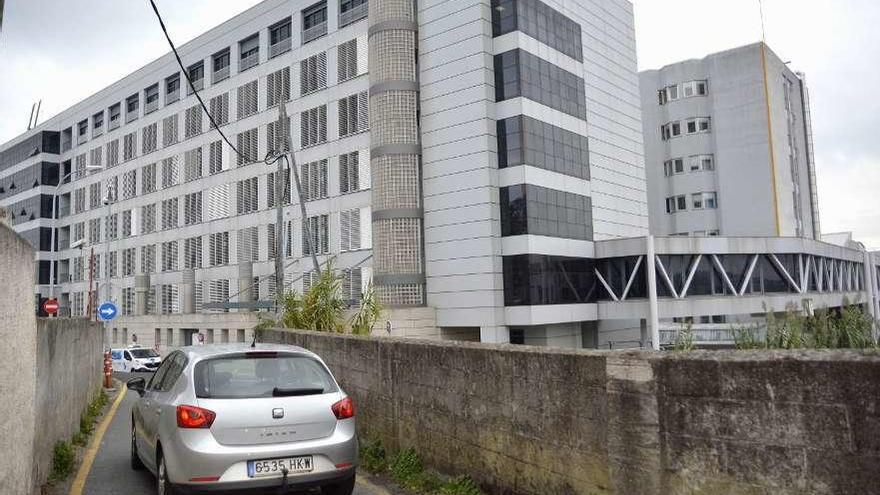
130 348 159 359
194 353 338 399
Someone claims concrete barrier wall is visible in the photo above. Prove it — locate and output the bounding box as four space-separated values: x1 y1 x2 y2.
32 318 104 487
0 225 37 495
259 328 880 495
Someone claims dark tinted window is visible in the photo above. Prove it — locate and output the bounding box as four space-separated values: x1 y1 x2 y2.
503 254 597 306
0 132 59 172
494 49 586 120
500 184 592 241
147 355 173 390
491 0 583 62
194 354 337 399
303 2 327 29
497 115 590 179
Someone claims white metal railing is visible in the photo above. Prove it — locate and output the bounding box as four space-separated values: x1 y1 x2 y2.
145 99 158 114
212 66 230 84
339 2 368 27
302 21 327 44
126 110 138 123
166 90 180 105
659 325 766 347
92 126 103 138
76 133 87 145
239 52 259 72
187 79 204 94
269 37 292 59
108 117 120 131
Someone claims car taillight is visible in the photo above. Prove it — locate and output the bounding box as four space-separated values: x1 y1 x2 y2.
177 405 216 428
331 397 355 420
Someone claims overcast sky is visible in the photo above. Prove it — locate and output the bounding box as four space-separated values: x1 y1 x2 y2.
1 1 878 247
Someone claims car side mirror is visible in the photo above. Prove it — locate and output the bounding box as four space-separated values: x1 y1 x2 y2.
127 377 147 397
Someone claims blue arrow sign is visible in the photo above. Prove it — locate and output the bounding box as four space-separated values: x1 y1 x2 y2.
97 301 118 321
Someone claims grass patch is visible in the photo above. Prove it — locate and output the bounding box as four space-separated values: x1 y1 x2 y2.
71 432 87 447
360 440 485 495
50 441 76 482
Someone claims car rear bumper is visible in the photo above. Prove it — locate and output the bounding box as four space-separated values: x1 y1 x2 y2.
162 418 357 491
173 470 354 494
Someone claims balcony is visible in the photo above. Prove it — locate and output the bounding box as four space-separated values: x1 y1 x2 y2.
92 126 103 138
76 133 87 146
302 21 327 44
145 99 159 115
187 79 204 95
212 66 230 84
125 111 138 124
339 2 368 27
108 117 120 131
269 37 292 59
239 52 259 73
166 89 180 105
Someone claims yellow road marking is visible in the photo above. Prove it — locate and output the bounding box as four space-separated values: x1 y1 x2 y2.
69 384 128 495
356 473 394 495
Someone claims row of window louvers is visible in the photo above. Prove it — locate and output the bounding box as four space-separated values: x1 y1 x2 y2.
67 211 367 283
67 267 365 317
70 145 367 219
70 88 368 187
64 35 367 154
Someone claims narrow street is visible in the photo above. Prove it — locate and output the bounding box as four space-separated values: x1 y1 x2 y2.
78 373 387 495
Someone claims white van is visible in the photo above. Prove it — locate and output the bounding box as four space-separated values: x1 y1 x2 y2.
110 346 162 372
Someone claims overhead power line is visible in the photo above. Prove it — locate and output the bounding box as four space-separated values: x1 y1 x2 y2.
147 0 242 158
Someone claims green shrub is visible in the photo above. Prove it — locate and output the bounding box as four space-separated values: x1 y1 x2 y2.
672 323 695 352
50 441 76 481
79 414 94 435
71 432 87 447
440 475 483 495
359 439 388 473
389 448 424 488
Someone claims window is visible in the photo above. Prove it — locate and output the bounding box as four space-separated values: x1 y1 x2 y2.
239 34 260 72
185 105 203 138
340 0 368 26
166 73 181 103
689 154 715 172
267 169 291 207
126 94 139 122
89 146 103 168
337 39 358 82
73 188 85 213
184 147 202 181
341 267 363 304
300 52 327 95
663 158 685 176
107 251 118 278
209 232 230 266
107 139 119 168
266 67 291 108
188 62 204 90
236 128 259 165
106 213 118 241
212 49 231 83
207 184 231 220
141 204 157 233
209 93 229 127
122 170 137 199
692 193 704 210
300 159 328 201
494 49 587 120
141 244 156 274
237 226 259 263
162 114 179 147
497 115 590 180
184 192 202 225
142 123 157 154
161 241 178 272
144 84 159 113
340 209 361 251
92 111 104 134
300 105 327 148
503 255 596 306
660 80 708 105
339 151 359 193
666 195 688 214
491 0 583 61
267 117 291 152
184 236 202 269
269 18 292 58
236 177 259 214
302 214 329 255
88 182 102 209
661 118 711 140
500 184 593 241
123 132 137 161
88 218 101 244
77 119 88 138
141 163 157 194
236 80 259 119
161 198 178 229
122 248 136 276
338 92 369 137
302 2 328 43
109 103 121 129
208 141 225 174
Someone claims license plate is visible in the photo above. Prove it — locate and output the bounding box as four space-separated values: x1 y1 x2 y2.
247 456 313 478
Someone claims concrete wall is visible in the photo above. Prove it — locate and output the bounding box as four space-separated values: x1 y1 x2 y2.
259 328 880 495
32 318 104 487
0 224 37 495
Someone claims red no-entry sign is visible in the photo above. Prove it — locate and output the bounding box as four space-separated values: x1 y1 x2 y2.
43 298 59 315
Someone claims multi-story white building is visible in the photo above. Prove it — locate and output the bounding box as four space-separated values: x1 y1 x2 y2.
0 0 647 348
640 43 821 239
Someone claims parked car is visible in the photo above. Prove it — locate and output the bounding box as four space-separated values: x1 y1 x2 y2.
127 343 357 494
111 346 162 373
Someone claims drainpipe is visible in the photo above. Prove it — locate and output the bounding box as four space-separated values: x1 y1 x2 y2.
646 235 661 350
863 250 878 341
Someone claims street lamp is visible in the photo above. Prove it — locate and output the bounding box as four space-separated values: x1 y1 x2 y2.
48 165 103 314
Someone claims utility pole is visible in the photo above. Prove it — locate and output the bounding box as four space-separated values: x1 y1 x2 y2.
280 103 320 277
273 105 286 307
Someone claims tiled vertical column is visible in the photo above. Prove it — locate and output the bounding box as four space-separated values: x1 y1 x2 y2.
369 0 425 306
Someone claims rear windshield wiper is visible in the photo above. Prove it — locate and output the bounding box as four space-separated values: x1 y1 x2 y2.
272 387 324 397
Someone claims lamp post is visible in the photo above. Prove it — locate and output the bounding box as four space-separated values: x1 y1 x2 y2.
48 165 103 315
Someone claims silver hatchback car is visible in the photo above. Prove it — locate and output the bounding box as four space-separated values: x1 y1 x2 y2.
127 343 357 494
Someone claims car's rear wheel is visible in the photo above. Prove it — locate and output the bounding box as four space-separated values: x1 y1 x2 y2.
157 450 176 495
322 475 355 495
130 421 144 470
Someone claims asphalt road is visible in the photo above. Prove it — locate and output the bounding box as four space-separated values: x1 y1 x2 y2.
80 372 384 495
